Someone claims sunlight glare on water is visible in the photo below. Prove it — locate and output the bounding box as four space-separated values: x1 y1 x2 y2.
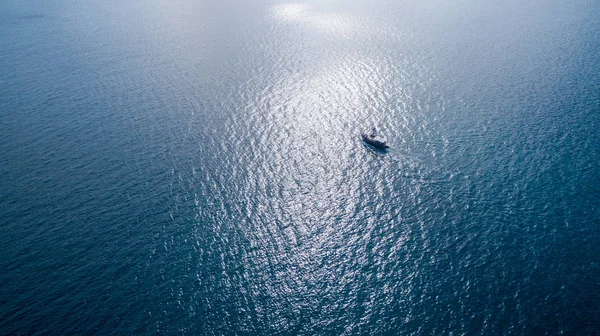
271 3 355 36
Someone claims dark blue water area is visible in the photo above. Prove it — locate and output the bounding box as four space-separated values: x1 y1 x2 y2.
1 0 599 334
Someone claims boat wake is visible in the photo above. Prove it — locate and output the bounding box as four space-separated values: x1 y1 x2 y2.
388 150 454 184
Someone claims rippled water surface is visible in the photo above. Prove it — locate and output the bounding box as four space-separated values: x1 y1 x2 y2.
1 0 599 334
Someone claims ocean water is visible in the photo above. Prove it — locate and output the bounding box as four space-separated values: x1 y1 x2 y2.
1 0 599 334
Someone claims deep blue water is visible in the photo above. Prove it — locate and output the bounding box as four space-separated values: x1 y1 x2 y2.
1 0 599 334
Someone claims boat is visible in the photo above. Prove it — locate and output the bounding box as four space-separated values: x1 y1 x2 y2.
361 129 389 149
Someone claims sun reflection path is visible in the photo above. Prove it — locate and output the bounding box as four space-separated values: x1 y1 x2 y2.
219 2 442 331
